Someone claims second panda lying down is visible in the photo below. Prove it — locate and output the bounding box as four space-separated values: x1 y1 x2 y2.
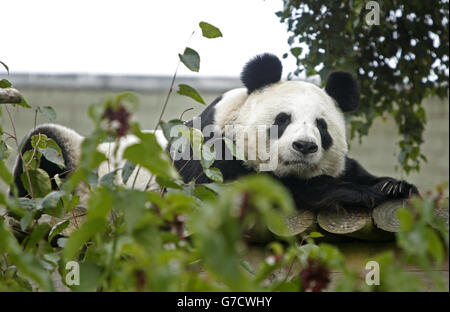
12 53 418 211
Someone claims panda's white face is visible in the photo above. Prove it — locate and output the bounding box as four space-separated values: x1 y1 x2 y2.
218 80 348 179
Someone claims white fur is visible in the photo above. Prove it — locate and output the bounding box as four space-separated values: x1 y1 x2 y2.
97 130 167 191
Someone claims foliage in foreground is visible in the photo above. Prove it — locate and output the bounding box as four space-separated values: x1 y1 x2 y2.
0 89 448 291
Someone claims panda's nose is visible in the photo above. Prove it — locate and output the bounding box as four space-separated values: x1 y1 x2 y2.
292 140 318 154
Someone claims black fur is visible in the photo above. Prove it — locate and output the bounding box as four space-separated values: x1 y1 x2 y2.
325 71 360 112
341 157 419 199
278 174 386 210
316 118 333 150
12 126 74 197
273 112 291 138
174 140 251 184
240 53 282 94
173 95 252 183
185 95 222 134
276 157 418 211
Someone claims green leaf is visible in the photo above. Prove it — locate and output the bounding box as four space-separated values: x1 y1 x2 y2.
99 168 120 188
0 141 12 160
177 84 205 104
240 260 256 275
193 185 216 201
38 147 65 168
204 167 223 183
189 127 204 160
24 223 51 251
116 91 140 108
200 144 216 169
48 220 70 241
16 95 31 108
0 79 12 88
38 106 57 121
70 262 102 292
156 175 183 190
123 125 179 180
0 161 13 185
87 187 113 219
290 47 303 58
63 218 107 261
0 220 53 291
397 208 414 231
0 60 9 74
425 228 444 263
31 133 48 149
79 133 107 170
116 189 148 233
160 119 184 144
309 231 325 238
199 21 223 39
121 161 136 185
179 47 200 72
20 168 52 198
42 190 65 210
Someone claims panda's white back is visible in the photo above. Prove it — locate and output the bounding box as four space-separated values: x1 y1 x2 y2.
97 130 167 191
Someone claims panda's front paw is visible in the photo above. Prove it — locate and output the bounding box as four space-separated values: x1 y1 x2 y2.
375 179 419 199
359 186 385 209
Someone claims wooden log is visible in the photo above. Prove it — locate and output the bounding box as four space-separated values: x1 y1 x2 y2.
372 199 408 232
283 209 315 235
434 198 449 227
317 206 371 234
0 87 22 104
344 219 395 241
268 209 315 236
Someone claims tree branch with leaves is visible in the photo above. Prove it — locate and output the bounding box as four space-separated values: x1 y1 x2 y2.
277 0 449 173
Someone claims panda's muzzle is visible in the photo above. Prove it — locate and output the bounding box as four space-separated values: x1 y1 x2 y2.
292 140 318 155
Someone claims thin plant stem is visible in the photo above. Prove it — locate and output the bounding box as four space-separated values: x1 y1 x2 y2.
153 31 195 132
4 104 35 198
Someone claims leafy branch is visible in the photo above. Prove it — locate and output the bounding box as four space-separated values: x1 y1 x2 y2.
277 1 449 173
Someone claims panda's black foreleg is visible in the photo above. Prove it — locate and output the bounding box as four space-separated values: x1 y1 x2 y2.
341 157 419 199
281 175 386 211
315 181 387 209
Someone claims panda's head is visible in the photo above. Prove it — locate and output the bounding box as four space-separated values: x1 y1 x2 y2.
214 53 359 179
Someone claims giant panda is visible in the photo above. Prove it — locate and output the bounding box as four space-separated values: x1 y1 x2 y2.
11 53 418 213
169 53 419 210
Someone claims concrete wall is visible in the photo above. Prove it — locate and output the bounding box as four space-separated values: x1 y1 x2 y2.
1 74 448 193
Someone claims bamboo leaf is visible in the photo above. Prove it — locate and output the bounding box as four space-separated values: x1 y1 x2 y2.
179 47 200 72
38 106 57 121
177 84 205 104
199 21 223 39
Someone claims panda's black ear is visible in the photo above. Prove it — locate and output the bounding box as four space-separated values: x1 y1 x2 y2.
240 53 282 94
325 71 360 112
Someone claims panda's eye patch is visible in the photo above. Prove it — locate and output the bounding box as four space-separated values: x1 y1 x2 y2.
274 112 291 125
316 118 328 130
316 118 333 150
273 112 291 139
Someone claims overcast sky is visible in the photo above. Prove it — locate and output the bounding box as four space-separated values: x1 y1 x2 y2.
2 0 299 77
